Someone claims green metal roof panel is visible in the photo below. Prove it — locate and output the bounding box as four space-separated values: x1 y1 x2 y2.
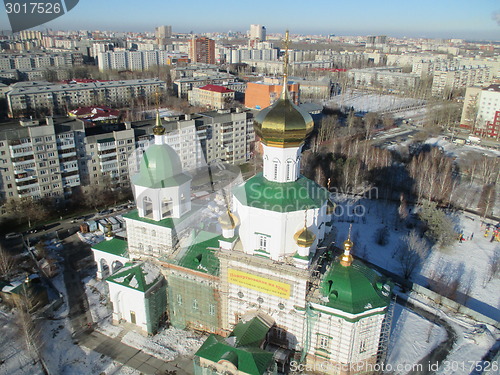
132 144 191 188
107 262 163 292
92 238 128 257
229 317 270 347
178 231 220 275
319 259 391 314
233 173 329 213
195 335 274 375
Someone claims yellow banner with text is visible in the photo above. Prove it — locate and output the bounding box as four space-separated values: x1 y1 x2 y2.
228 268 291 299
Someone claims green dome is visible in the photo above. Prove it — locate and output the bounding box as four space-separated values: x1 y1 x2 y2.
133 144 190 188
319 259 391 314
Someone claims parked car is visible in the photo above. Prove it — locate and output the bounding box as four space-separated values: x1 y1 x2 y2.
5 232 22 240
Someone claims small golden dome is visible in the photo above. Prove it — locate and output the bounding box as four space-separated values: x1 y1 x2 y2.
254 89 314 148
153 110 166 136
343 238 353 250
327 200 335 215
294 225 316 248
219 210 240 230
340 237 354 267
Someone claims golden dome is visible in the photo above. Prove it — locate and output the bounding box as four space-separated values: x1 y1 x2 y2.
254 88 314 148
327 200 335 215
294 225 316 248
152 110 166 136
219 210 240 230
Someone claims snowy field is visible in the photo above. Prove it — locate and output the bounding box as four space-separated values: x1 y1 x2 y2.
424 136 500 159
386 304 447 374
325 90 425 113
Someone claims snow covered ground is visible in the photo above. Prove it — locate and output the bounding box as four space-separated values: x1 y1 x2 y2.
424 136 500 159
326 90 425 113
0 308 45 375
386 304 447 374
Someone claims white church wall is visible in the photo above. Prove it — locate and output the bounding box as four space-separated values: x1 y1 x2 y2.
108 282 148 333
234 200 322 260
262 144 301 183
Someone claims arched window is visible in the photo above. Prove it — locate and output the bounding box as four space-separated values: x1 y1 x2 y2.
162 197 173 218
286 159 294 181
143 196 153 218
273 158 280 180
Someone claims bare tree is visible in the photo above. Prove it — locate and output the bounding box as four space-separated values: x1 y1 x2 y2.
486 248 500 284
396 230 430 280
14 296 44 367
0 243 15 279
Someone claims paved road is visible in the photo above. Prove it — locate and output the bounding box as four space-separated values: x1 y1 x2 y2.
60 236 192 375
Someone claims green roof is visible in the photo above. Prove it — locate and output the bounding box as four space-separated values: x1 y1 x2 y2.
229 317 270 347
319 258 391 314
177 231 220 275
195 318 274 375
132 144 191 188
123 209 175 228
233 173 329 213
107 262 163 292
92 238 128 257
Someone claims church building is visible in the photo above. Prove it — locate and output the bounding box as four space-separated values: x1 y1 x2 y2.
90 32 393 375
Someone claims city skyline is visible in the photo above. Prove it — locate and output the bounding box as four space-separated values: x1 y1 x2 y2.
1 0 499 40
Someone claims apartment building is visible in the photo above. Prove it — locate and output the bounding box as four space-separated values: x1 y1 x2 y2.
245 81 300 109
461 85 500 140
0 117 137 208
0 117 83 202
6 78 167 117
97 50 188 71
0 108 255 210
188 37 215 64
132 109 255 168
348 67 420 90
173 73 235 98
0 52 84 70
188 84 235 109
431 66 492 97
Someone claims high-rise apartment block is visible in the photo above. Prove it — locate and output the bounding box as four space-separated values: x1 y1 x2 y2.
188 37 216 65
155 25 172 46
249 24 266 41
